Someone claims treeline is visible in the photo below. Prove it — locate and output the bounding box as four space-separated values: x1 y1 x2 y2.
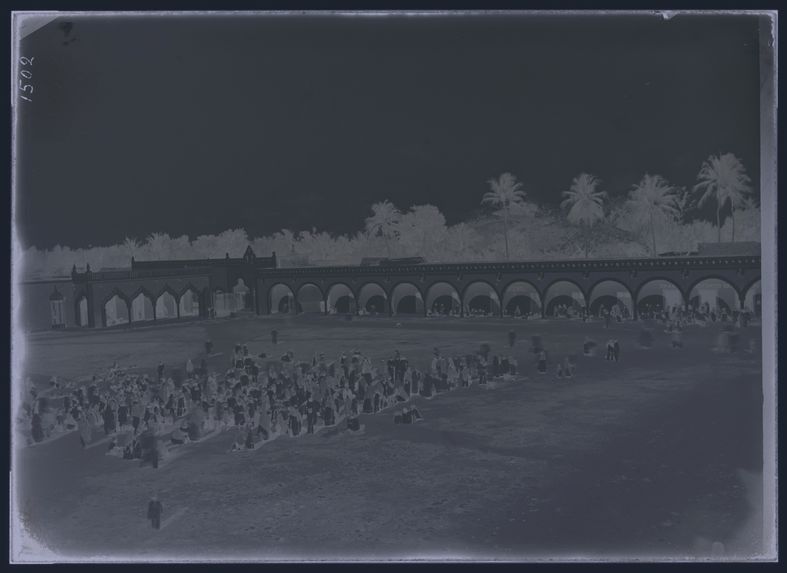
20 153 760 278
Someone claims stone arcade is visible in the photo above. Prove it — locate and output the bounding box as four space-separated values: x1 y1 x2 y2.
19 245 761 331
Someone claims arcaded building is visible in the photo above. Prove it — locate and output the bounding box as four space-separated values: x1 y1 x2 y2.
17 244 761 332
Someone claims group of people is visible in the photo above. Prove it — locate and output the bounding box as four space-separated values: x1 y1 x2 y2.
22 302 756 455
20 337 526 463
640 303 755 328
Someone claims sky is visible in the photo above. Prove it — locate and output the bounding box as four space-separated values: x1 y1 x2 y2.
15 13 764 250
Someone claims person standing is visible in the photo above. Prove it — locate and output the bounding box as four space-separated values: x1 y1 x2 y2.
147 493 163 530
563 356 574 379
671 330 683 349
612 340 620 362
507 330 517 349
271 329 279 345
537 350 547 375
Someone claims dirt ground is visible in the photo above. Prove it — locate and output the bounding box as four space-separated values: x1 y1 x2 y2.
12 315 766 561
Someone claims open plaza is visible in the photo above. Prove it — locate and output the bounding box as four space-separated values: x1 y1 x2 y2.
13 312 763 560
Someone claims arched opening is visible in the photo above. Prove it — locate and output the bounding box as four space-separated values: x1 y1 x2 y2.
358 283 388 315
131 292 155 322
233 278 251 311
179 288 200 318
269 283 295 315
391 283 424 316
296 283 324 314
462 281 501 317
425 282 461 316
688 278 738 318
743 280 761 317
77 296 89 327
156 291 178 320
49 290 66 328
366 295 386 314
213 289 233 317
588 280 633 319
544 280 586 317
502 281 542 317
326 284 356 314
104 294 129 326
636 279 684 318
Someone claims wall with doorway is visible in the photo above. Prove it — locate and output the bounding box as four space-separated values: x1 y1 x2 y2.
18 279 76 332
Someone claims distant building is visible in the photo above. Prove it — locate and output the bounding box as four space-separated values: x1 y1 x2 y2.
17 247 277 331
659 241 760 258
360 257 426 267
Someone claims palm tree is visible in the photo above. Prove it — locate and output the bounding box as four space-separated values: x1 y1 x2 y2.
560 173 607 257
145 232 171 260
364 201 401 258
693 153 752 242
625 174 680 257
481 172 527 261
122 237 140 260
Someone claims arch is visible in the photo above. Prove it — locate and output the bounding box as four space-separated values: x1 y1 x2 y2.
213 288 233 318
687 277 739 317
155 289 179 320
462 281 501 316
296 282 324 314
425 282 461 316
391 282 424 316
742 279 761 316
326 282 356 314
269 283 296 315
232 278 250 294
179 287 201 318
76 295 89 327
232 278 251 311
130 290 155 322
635 278 685 316
357 282 388 314
543 280 586 317
104 292 130 327
587 279 634 318
502 281 542 317
49 288 66 328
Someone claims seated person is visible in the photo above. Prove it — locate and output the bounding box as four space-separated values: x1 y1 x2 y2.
123 440 136 460
347 416 361 432
170 426 187 445
230 434 245 452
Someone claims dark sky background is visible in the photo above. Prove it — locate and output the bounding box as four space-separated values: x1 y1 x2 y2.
16 13 762 250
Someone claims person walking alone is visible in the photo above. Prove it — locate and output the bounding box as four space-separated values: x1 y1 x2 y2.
606 339 615 361
147 493 163 530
